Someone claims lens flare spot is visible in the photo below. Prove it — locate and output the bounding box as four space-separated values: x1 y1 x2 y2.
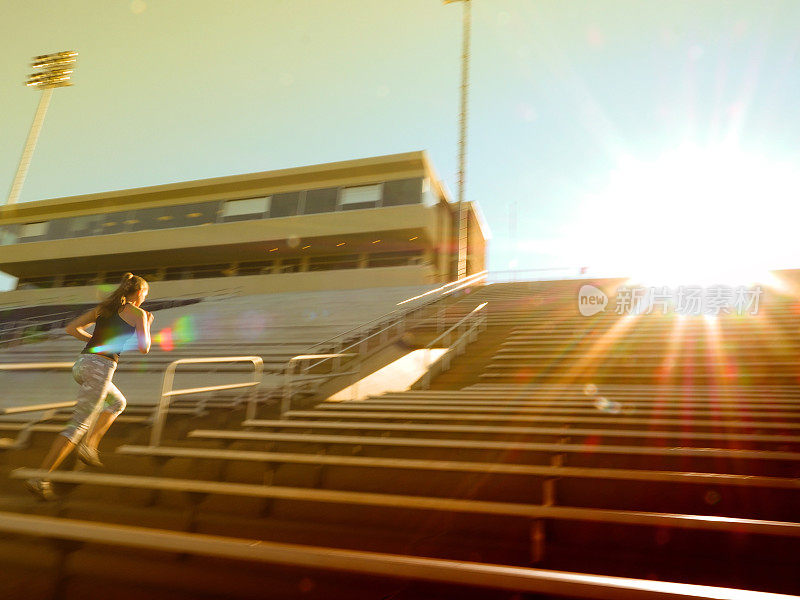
583 435 600 451
172 314 196 345
157 327 174 352
594 396 622 413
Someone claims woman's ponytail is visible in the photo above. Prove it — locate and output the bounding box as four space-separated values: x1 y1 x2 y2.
97 272 148 318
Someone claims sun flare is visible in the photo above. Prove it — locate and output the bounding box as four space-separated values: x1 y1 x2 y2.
575 144 800 288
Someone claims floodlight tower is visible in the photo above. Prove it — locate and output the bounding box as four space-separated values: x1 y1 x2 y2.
5 51 78 206
443 0 470 280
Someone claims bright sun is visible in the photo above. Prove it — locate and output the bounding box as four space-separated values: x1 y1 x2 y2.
575 143 800 288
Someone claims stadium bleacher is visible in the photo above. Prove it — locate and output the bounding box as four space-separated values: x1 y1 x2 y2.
1 276 800 599
0 284 445 413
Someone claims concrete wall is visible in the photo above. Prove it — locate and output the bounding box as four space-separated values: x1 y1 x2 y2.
467 203 487 275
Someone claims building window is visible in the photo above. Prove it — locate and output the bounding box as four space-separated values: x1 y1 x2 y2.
70 214 109 238
0 225 18 245
303 188 338 215
164 266 187 281
19 221 49 239
341 184 381 211
238 260 274 276
270 192 301 218
131 206 186 231
63 273 95 287
279 258 302 273
40 217 70 240
368 250 424 268
17 275 56 289
103 271 129 284
382 178 422 207
221 197 270 222
136 268 162 281
308 254 360 272
189 264 229 279
175 202 220 227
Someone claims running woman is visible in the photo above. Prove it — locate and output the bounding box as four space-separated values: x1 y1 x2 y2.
26 273 153 500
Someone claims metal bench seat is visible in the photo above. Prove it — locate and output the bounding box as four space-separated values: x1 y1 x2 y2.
0 510 782 600
11 468 800 540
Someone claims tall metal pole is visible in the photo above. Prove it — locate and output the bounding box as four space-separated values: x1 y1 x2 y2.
456 0 471 280
7 88 53 206
5 51 77 207
445 0 471 280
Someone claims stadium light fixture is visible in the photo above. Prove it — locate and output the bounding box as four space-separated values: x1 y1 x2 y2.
443 0 470 280
6 51 78 206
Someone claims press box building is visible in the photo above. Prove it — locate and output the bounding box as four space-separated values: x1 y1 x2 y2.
0 151 487 304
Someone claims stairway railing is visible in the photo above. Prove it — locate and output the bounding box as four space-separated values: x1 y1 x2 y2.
415 302 488 389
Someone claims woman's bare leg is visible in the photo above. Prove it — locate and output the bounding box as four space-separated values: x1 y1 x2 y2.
39 435 76 472
82 410 117 450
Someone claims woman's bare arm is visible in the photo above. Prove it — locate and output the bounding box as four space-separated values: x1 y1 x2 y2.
134 308 153 354
65 307 98 342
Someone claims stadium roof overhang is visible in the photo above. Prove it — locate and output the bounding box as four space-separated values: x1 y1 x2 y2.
0 151 446 222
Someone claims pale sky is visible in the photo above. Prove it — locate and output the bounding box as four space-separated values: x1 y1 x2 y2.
3 0 800 286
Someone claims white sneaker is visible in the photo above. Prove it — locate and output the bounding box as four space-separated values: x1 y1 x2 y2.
25 478 55 501
77 444 103 468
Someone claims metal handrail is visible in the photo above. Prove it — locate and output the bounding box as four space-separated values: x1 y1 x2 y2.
394 271 486 306
304 272 487 375
150 356 263 447
1 401 75 416
274 353 356 419
309 319 404 372
0 362 72 372
281 303 487 415
305 271 487 355
0 362 78 448
426 302 486 349
487 268 627 283
417 303 488 390
276 274 487 411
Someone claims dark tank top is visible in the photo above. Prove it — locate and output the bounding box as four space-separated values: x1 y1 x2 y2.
81 310 137 363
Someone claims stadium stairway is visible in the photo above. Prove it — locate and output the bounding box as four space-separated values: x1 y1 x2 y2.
429 279 800 387
1 279 800 599
413 280 609 389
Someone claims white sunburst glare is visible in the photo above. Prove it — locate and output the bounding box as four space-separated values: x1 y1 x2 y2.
575 143 800 288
